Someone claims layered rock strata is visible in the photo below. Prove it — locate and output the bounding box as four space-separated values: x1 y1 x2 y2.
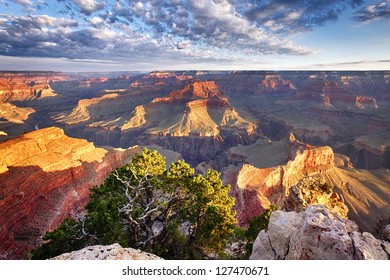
226 134 390 234
0 72 70 102
226 134 337 226
250 205 390 260
0 127 141 259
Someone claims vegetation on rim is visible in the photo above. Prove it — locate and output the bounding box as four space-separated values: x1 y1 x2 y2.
31 148 237 259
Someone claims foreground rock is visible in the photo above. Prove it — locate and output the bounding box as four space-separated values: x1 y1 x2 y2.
50 244 163 260
0 127 141 259
250 205 390 260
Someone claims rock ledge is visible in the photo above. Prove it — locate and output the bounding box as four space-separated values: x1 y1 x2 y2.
250 205 390 260
50 243 163 260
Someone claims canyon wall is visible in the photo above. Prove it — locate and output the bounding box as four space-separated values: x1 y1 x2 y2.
225 134 390 235
0 127 141 259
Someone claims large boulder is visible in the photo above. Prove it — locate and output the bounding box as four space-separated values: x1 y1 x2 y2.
50 243 163 260
250 205 390 260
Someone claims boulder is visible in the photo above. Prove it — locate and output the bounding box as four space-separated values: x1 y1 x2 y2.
250 205 390 260
50 243 162 260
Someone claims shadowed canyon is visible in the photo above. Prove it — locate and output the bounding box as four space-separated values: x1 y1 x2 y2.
0 70 389 259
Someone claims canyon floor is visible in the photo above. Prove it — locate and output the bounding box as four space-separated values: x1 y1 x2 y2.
0 70 389 259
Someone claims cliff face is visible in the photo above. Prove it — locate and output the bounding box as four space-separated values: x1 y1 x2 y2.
250 205 390 260
0 127 141 259
0 72 71 102
226 134 390 234
226 134 337 226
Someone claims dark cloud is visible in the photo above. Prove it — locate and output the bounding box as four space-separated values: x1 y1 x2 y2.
235 0 364 34
352 1 390 22
351 0 365 8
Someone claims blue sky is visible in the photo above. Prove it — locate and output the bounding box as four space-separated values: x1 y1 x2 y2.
0 0 389 71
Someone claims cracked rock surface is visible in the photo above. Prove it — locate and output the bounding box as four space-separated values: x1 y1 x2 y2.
250 205 390 260
50 243 163 260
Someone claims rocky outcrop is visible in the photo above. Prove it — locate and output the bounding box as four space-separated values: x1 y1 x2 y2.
250 205 390 260
354 96 378 109
57 93 135 125
284 176 348 218
213 71 296 96
0 103 35 125
0 127 141 259
384 225 390 242
226 134 337 226
122 105 147 130
259 74 296 95
0 72 71 102
50 243 162 260
335 137 389 169
138 81 257 138
226 134 389 234
151 81 222 104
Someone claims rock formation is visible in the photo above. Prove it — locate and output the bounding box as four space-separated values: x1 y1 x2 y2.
0 71 71 102
284 176 348 218
56 93 136 125
384 225 390 242
250 205 390 260
50 243 162 260
147 81 256 136
225 134 390 234
354 96 378 109
0 127 141 259
226 134 337 226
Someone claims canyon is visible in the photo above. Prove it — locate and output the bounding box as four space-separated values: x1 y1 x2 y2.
0 127 140 259
0 70 389 259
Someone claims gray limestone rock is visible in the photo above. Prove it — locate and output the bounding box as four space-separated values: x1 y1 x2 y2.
50 243 163 260
250 205 390 260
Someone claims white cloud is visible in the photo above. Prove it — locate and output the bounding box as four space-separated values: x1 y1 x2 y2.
12 0 34 7
73 0 105 15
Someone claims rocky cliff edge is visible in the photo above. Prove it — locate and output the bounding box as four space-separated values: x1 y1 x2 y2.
250 205 390 260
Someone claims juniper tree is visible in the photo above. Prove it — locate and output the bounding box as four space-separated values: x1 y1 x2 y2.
31 148 237 259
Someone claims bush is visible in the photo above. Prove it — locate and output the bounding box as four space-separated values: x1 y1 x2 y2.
244 205 278 258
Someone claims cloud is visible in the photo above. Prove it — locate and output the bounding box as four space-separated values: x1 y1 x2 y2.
301 59 390 69
235 0 364 34
109 0 312 56
12 0 34 7
1 0 383 70
73 0 105 15
352 1 390 22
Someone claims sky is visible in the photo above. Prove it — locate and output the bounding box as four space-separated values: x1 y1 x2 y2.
0 0 389 71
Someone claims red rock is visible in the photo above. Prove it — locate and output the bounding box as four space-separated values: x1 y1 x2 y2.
0 127 141 259
152 81 222 103
226 134 337 226
0 72 72 102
